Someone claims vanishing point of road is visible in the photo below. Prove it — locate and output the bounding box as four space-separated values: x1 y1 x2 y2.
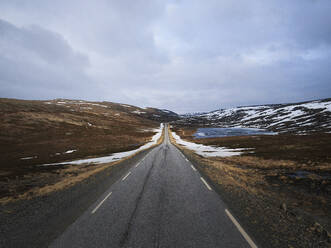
50 124 257 248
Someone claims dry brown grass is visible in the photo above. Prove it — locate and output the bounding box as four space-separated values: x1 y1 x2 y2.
168 127 331 246
0 98 158 170
169 127 331 208
0 98 166 203
173 127 331 165
0 125 164 204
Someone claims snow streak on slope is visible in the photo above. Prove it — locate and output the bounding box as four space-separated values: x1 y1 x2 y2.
178 99 331 133
42 99 179 122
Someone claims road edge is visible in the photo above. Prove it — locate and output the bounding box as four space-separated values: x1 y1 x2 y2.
0 133 164 248
167 127 260 248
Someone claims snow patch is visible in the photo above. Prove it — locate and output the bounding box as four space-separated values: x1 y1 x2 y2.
40 124 164 166
172 132 250 157
87 103 109 108
20 156 38 160
189 99 331 133
64 150 77 154
120 104 132 108
132 110 146 114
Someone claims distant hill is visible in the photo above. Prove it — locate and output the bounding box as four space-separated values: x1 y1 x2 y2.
0 98 179 123
175 98 331 133
0 98 179 169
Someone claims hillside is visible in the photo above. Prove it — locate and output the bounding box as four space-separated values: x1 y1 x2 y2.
0 98 178 201
0 98 178 168
176 98 331 133
170 99 331 246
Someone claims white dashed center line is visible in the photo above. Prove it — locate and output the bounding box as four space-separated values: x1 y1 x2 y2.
191 165 197 171
200 177 212 191
225 209 258 248
91 192 112 214
122 171 131 181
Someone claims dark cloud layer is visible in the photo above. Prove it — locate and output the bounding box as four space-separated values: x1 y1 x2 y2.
0 19 91 99
0 0 330 113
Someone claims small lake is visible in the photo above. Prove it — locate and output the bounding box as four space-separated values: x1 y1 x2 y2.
194 127 275 138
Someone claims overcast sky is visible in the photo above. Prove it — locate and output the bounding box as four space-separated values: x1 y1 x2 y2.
0 0 330 113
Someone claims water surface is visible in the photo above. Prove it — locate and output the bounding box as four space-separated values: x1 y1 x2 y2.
194 127 275 138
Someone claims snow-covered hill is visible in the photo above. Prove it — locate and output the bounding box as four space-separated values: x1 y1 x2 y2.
176 98 331 133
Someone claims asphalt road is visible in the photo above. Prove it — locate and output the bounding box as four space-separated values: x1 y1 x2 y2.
49 125 256 248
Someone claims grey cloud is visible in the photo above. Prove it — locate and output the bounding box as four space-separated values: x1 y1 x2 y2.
0 0 330 113
161 0 331 58
0 19 89 67
0 19 92 99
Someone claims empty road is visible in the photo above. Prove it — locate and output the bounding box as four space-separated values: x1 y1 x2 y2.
50 125 256 248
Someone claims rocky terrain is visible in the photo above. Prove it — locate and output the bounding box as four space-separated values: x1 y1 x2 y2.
177 98 331 133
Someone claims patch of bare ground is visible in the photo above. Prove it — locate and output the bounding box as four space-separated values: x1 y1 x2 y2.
0 98 164 203
169 126 331 248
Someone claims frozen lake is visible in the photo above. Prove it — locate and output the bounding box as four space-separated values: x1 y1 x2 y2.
194 127 275 138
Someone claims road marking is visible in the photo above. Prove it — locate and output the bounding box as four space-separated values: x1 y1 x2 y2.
185 158 189 162
136 153 148 168
200 177 212 190
143 150 152 161
225 209 258 248
122 171 131 181
191 165 197 171
137 149 154 167
91 192 112 214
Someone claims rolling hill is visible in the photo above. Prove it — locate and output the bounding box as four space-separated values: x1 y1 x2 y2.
0 98 178 175
175 98 331 133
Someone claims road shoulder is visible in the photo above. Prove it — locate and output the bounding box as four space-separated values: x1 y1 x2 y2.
169 131 331 248
0 147 156 248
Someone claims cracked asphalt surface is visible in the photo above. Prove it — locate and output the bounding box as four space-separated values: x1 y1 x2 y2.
49 125 252 248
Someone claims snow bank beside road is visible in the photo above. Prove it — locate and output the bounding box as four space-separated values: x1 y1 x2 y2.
172 131 249 157
41 124 163 166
